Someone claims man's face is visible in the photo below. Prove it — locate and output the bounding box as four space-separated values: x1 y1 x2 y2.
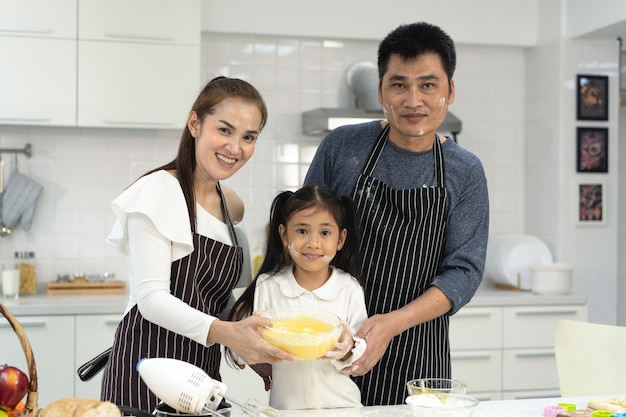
378 53 455 149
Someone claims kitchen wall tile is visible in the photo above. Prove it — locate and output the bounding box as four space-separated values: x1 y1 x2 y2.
277 39 300 68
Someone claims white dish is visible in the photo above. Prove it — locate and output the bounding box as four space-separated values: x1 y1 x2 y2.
485 234 553 290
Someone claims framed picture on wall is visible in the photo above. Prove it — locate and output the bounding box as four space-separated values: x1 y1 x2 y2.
576 74 608 120
574 181 606 226
576 127 608 173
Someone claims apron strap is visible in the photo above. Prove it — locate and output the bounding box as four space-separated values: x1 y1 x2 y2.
361 124 390 177
216 182 239 247
434 133 446 188
361 124 447 189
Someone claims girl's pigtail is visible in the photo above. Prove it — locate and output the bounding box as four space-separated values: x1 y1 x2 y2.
335 195 363 284
228 190 293 323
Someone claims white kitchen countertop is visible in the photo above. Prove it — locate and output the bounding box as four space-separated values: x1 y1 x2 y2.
227 395 614 417
0 293 128 316
0 281 586 316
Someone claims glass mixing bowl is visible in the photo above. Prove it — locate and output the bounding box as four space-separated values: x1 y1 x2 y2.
259 306 342 360
405 393 478 417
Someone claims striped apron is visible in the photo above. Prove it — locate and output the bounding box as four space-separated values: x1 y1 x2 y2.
101 183 243 413
352 125 449 406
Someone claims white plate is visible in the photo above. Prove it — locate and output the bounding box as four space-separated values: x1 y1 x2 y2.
485 234 553 290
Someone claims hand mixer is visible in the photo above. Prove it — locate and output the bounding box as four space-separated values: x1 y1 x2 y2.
136 357 280 417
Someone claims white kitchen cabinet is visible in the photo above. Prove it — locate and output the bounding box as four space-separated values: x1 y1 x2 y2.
501 305 587 399
0 0 200 129
0 315 75 408
0 0 77 126
0 0 76 39
0 37 76 126
449 301 588 401
78 0 198 45
76 0 200 129
75 314 121 400
450 307 503 400
77 42 199 129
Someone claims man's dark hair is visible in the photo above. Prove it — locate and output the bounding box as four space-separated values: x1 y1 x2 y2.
378 22 456 88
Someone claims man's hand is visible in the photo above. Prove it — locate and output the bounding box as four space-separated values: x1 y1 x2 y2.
350 313 401 376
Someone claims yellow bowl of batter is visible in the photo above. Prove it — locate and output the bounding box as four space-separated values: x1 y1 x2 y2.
260 306 342 360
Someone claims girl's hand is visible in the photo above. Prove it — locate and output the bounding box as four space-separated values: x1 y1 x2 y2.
250 363 273 391
323 321 354 361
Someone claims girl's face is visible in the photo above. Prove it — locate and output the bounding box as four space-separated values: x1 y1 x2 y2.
279 207 346 279
188 98 262 182
378 52 455 148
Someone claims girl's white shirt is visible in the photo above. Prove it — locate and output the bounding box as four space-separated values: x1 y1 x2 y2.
254 266 368 409
106 170 234 346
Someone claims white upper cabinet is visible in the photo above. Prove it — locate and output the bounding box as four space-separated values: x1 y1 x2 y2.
0 0 200 129
77 42 199 128
0 0 77 126
77 0 200 129
0 0 77 39
0 37 77 126
78 0 199 45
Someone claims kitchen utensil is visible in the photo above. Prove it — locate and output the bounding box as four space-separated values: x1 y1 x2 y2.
136 357 280 417
259 306 342 360
0 157 12 237
485 234 553 290
405 393 478 417
529 263 572 295
406 378 467 396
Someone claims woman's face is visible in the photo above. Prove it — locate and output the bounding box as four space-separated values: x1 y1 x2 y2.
188 98 262 182
378 52 455 148
279 207 346 278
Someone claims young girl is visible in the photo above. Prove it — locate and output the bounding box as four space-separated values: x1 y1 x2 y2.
230 185 368 410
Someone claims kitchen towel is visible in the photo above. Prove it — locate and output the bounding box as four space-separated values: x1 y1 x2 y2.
2 171 43 231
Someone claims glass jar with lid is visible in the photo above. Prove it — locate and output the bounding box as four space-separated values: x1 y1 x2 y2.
15 251 36 295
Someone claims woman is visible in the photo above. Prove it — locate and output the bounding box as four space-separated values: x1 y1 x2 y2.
101 76 294 412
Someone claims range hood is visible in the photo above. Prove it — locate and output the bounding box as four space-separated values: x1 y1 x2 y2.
302 107 463 140
302 62 463 141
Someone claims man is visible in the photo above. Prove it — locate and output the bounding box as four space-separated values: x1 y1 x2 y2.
303 22 489 406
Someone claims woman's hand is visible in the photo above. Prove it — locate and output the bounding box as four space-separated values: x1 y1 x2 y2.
323 321 354 361
209 314 296 364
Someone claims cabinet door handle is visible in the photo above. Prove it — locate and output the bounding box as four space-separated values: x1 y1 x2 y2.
451 352 492 360
103 119 176 127
515 350 554 359
103 32 176 42
104 319 120 326
515 309 579 316
0 115 51 122
0 26 52 34
1 320 46 329
455 310 493 318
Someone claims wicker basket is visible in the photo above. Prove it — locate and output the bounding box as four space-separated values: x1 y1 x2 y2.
0 304 38 417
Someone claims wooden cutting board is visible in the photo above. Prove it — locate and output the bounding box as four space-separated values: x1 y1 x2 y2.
46 280 126 295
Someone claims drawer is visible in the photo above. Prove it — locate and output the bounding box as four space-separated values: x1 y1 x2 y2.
450 307 502 350
451 349 502 392
502 389 561 400
502 348 558 391
502 305 587 348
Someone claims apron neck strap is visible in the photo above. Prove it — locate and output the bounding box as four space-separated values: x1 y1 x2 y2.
362 125 446 188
